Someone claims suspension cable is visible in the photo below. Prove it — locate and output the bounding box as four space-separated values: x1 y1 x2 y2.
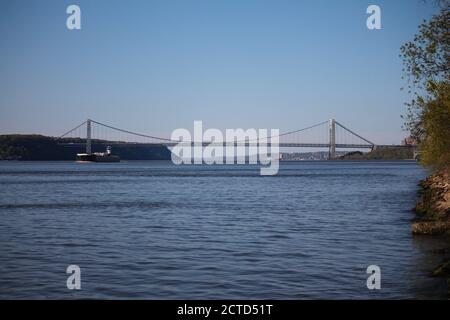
234 120 329 143
56 120 87 139
90 119 176 142
334 121 374 146
91 119 330 144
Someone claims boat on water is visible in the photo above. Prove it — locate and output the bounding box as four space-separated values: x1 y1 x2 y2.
76 146 120 162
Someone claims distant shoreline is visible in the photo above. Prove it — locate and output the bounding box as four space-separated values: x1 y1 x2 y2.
0 134 171 161
1 134 416 162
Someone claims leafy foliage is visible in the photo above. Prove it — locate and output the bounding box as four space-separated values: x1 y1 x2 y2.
400 3 450 168
420 81 450 166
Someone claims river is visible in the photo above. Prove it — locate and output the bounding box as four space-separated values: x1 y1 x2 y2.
0 160 447 299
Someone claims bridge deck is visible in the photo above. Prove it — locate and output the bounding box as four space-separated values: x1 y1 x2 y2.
58 142 413 149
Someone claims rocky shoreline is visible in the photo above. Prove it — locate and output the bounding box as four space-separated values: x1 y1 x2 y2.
413 169 450 235
412 169 450 295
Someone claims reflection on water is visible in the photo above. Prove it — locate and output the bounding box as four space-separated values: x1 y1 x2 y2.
410 235 449 299
0 160 447 299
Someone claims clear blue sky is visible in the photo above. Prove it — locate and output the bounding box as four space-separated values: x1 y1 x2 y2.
0 0 439 144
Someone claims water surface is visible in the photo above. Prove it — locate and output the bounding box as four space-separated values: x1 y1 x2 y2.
0 161 447 299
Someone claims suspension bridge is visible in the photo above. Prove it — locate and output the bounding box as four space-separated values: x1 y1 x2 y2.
56 119 413 159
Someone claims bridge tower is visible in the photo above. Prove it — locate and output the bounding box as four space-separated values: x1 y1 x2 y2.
328 118 336 159
86 118 92 154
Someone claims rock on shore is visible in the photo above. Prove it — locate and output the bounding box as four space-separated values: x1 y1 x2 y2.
413 169 450 236
413 169 450 295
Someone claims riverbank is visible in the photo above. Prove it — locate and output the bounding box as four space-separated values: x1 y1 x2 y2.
413 169 450 235
339 147 415 160
0 135 171 160
412 168 450 294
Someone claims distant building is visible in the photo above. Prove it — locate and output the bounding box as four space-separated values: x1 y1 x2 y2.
402 136 417 146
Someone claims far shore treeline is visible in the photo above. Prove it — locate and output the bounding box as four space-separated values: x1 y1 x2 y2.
0 135 171 161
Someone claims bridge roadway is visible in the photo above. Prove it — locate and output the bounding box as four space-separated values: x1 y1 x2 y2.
58 142 413 149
